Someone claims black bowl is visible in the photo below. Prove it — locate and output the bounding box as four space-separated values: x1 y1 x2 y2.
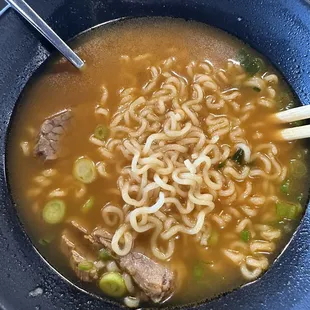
1 1 310 309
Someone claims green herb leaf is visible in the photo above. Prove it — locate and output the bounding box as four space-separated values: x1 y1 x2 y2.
237 48 250 64
237 49 265 76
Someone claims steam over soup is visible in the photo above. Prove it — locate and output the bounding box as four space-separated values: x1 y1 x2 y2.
7 18 309 307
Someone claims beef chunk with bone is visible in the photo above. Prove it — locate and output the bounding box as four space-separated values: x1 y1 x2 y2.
33 109 72 160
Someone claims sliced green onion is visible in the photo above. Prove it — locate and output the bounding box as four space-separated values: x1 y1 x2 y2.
276 201 302 220
208 230 219 246
99 248 112 261
42 199 66 224
266 220 282 228
99 272 127 297
94 125 109 141
277 92 295 110
192 261 211 281
78 261 94 271
297 193 304 203
193 263 204 281
252 57 265 73
280 179 301 197
280 179 291 194
252 87 261 92
278 92 289 104
285 101 295 110
283 223 293 233
81 197 95 213
39 237 52 246
240 230 251 242
73 157 97 184
232 148 244 165
290 159 307 179
295 148 309 160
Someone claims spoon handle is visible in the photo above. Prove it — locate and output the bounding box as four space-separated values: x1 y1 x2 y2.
6 0 84 69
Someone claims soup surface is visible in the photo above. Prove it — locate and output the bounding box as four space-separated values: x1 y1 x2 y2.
7 18 309 307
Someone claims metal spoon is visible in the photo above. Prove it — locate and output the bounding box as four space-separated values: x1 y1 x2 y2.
5 0 85 69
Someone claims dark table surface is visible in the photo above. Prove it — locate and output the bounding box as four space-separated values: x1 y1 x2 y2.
0 1 5 9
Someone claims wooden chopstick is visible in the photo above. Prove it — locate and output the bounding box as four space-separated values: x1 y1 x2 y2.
277 124 310 141
272 105 310 124
270 105 310 140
